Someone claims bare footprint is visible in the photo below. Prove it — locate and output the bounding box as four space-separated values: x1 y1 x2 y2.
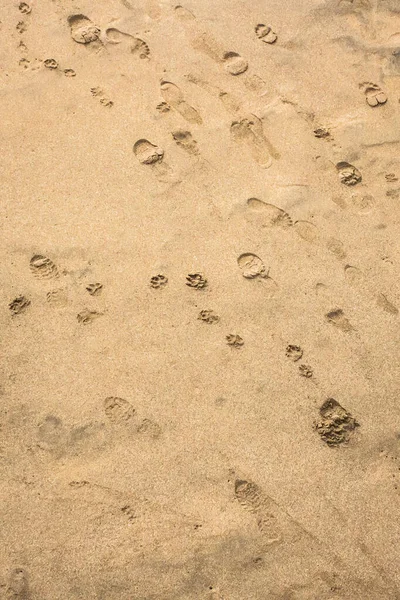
231 116 274 168
222 51 248 75
133 139 173 181
172 129 199 155
237 253 268 279
30 254 59 279
160 80 202 124
6 567 30 599
293 220 320 243
360 81 387 106
67 14 101 45
105 28 150 59
255 24 278 44
325 308 354 332
246 197 293 228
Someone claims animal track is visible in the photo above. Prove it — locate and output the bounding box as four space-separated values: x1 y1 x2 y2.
104 397 135 423
285 344 303 362
246 198 293 228
9 296 30 315
325 309 354 332
186 273 207 288
234 479 282 546
315 398 359 446
314 127 331 139
46 288 68 306
6 567 30 599
150 274 168 289
105 28 150 59
198 309 219 323
156 101 170 113
299 364 313 378
77 309 103 324
160 81 202 124
121 504 136 523
326 237 346 259
376 293 398 315
19 2 31 14
237 253 268 279
44 58 58 69
86 282 103 296
231 116 274 168
91 87 113 107
360 82 387 107
255 24 277 44
64 68 76 77
30 254 59 279
67 14 101 45
16 21 27 34
226 334 244 348
172 130 199 155
336 162 362 186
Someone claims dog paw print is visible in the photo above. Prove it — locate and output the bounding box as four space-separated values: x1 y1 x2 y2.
226 334 244 348
186 273 207 289
198 309 219 324
86 283 103 296
255 24 277 44
150 274 168 289
156 102 170 113
19 2 31 13
299 364 313 378
9 296 31 315
285 344 303 362
77 309 103 324
44 58 58 69
336 162 362 186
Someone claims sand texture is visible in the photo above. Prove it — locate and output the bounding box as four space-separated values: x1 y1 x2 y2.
1 0 400 598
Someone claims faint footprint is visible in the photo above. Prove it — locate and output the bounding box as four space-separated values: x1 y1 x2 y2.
237 253 268 279
160 81 202 124
344 265 365 287
67 14 101 45
133 139 173 181
325 308 354 332
77 309 103 324
336 162 362 186
9 296 30 316
326 237 346 259
6 567 30 599
186 273 207 288
246 198 293 228
198 309 219 323
360 82 387 107
255 24 277 44
226 334 244 348
172 130 199 155
137 418 162 438
315 398 359 446
234 479 282 546
285 344 303 361
150 274 168 289
91 87 113 107
30 254 59 279
104 396 135 423
37 415 68 456
46 288 68 306
293 220 320 243
86 282 103 296
105 28 150 59
376 293 398 315
231 116 274 168
350 192 376 214
222 51 248 75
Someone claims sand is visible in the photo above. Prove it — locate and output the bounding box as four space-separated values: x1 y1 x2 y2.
1 0 400 598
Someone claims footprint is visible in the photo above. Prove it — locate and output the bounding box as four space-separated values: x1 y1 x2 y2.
46 288 68 306
285 344 303 362
91 87 113 107
133 139 163 165
186 273 207 289
121 504 136 523
43 58 58 69
237 253 268 279
231 116 274 168
255 24 277 44
104 396 135 423
6 567 30 599
198 309 219 323
9 296 30 316
350 192 376 214
156 101 170 113
360 82 387 107
376 293 398 315
325 308 354 332
18 2 31 14
137 418 162 438
160 81 202 124
105 28 150 59
293 220 320 243
86 282 103 296
67 14 101 45
234 479 282 546
172 129 199 155
30 254 59 279
77 309 103 324
226 334 244 348
336 162 362 186
37 415 68 456
16 21 27 34
326 237 346 259
314 126 332 139
344 265 365 287
246 198 293 228
299 364 313 378
315 398 359 446
150 274 168 289
64 68 76 77
222 51 248 75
